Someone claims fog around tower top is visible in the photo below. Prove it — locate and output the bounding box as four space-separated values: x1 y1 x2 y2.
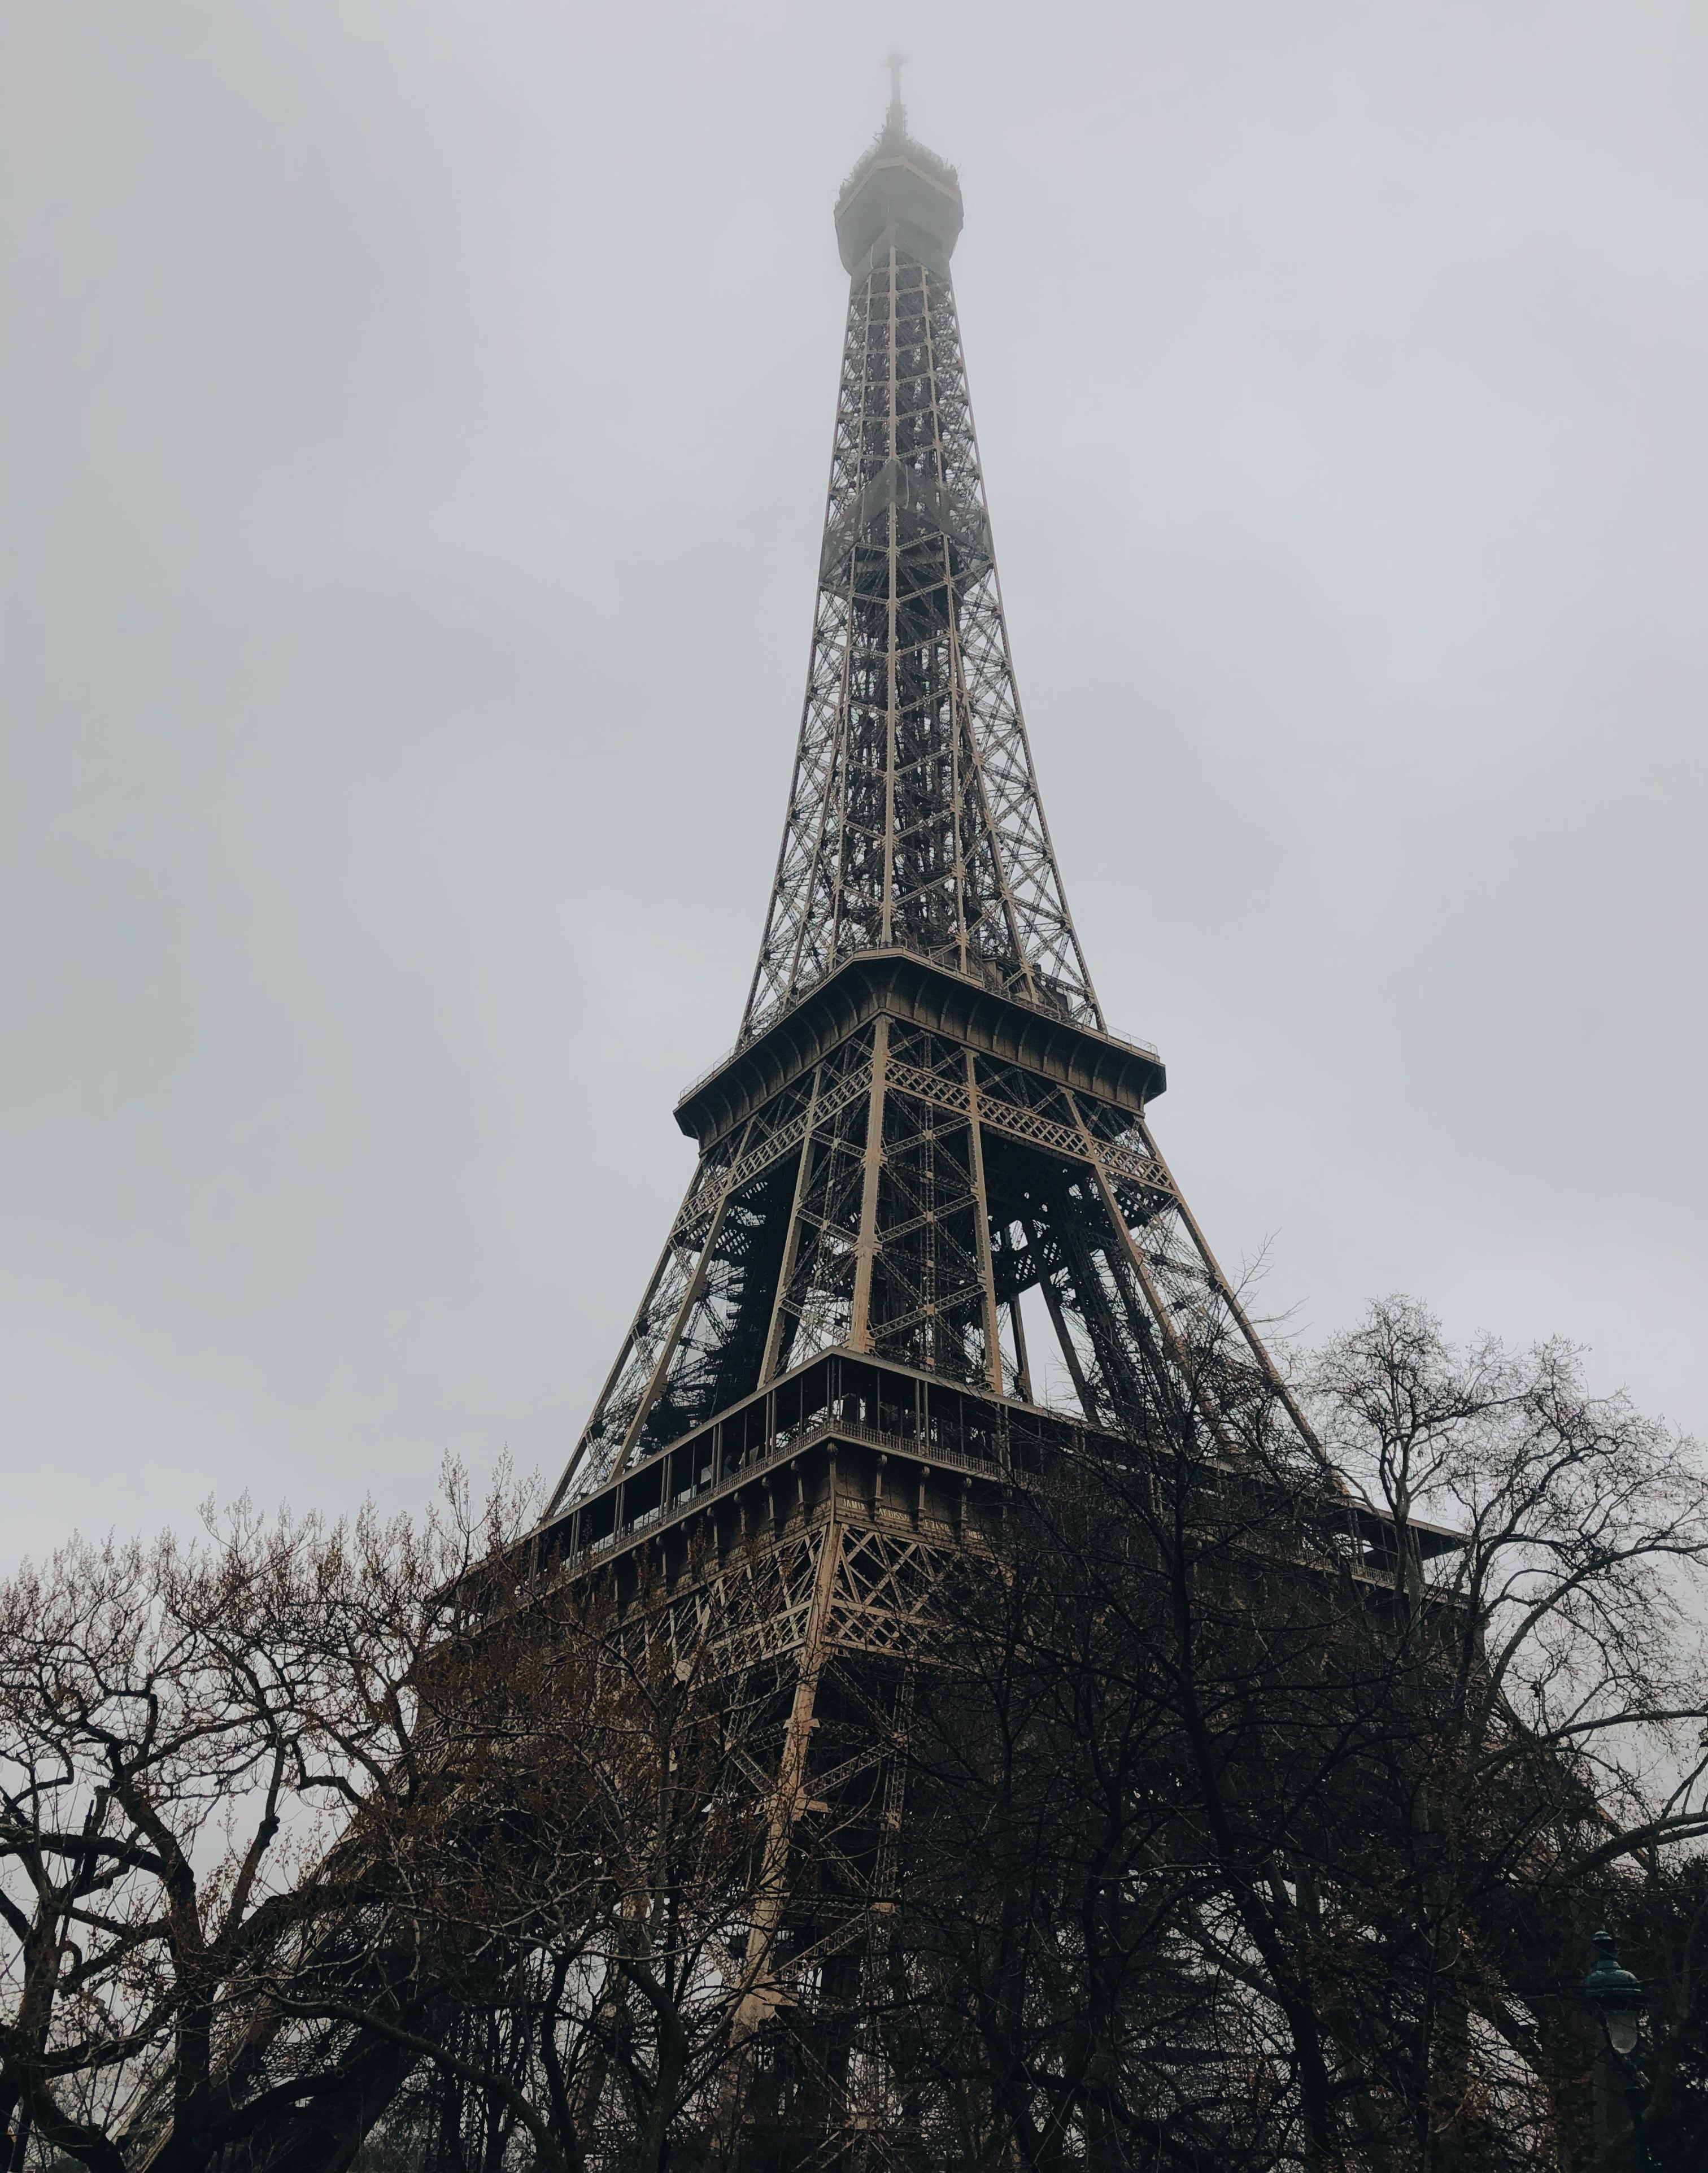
838 108 961 209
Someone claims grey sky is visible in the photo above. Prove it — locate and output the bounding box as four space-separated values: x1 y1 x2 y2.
2 2 1703 1565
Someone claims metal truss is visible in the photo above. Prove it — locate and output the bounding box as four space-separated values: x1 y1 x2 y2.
740 146 1097 1047
524 93 1333 2169
552 999 1315 1508
550 96 1319 1515
567 1446 984 2159
137 94 1357 2173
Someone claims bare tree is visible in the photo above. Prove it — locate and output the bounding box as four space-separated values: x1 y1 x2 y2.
291 1540 805 2173
1305 1297 1708 2168
880 1299 1708 2173
0 1488 820 2173
0 1474 521 2171
7 1299 1705 2172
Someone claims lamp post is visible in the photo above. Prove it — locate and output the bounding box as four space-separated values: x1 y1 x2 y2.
1584 1931 1650 2172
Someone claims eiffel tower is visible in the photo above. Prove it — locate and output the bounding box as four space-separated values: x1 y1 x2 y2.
543 69 1317 1528
525 70 1331 2168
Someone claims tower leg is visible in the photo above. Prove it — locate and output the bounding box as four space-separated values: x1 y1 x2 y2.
731 1511 844 2044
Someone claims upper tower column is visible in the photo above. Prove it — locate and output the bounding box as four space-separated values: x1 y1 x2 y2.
743 77 1098 1048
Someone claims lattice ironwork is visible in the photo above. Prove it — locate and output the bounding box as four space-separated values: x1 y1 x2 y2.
741 111 1097 1045
548 90 1318 1513
130 83 1350 2173
554 1008 1309 1504
514 92 1331 2169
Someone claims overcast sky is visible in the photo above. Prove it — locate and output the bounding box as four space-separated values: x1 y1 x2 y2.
2 2 1704 1565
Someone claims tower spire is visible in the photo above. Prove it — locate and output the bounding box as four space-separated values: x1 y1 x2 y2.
883 49 906 134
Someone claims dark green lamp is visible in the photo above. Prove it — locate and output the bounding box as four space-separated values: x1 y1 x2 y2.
1585 1931 1645 2057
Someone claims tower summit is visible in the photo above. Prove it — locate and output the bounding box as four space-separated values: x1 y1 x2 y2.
544 84 1321 1518
833 59 964 275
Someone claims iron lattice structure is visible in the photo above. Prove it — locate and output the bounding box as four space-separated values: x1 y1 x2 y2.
546 92 1314 1525
119 93 1456 2173
517 90 1336 2165
741 132 1093 1045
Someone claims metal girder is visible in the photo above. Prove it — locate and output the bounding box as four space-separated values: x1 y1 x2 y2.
741 208 1097 1047
548 993 1316 1508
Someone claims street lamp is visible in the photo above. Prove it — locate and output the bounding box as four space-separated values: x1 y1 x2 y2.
1584 1931 1649 2171
1585 1931 1645 2053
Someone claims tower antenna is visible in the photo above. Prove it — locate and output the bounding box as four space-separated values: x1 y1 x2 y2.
883 49 907 133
